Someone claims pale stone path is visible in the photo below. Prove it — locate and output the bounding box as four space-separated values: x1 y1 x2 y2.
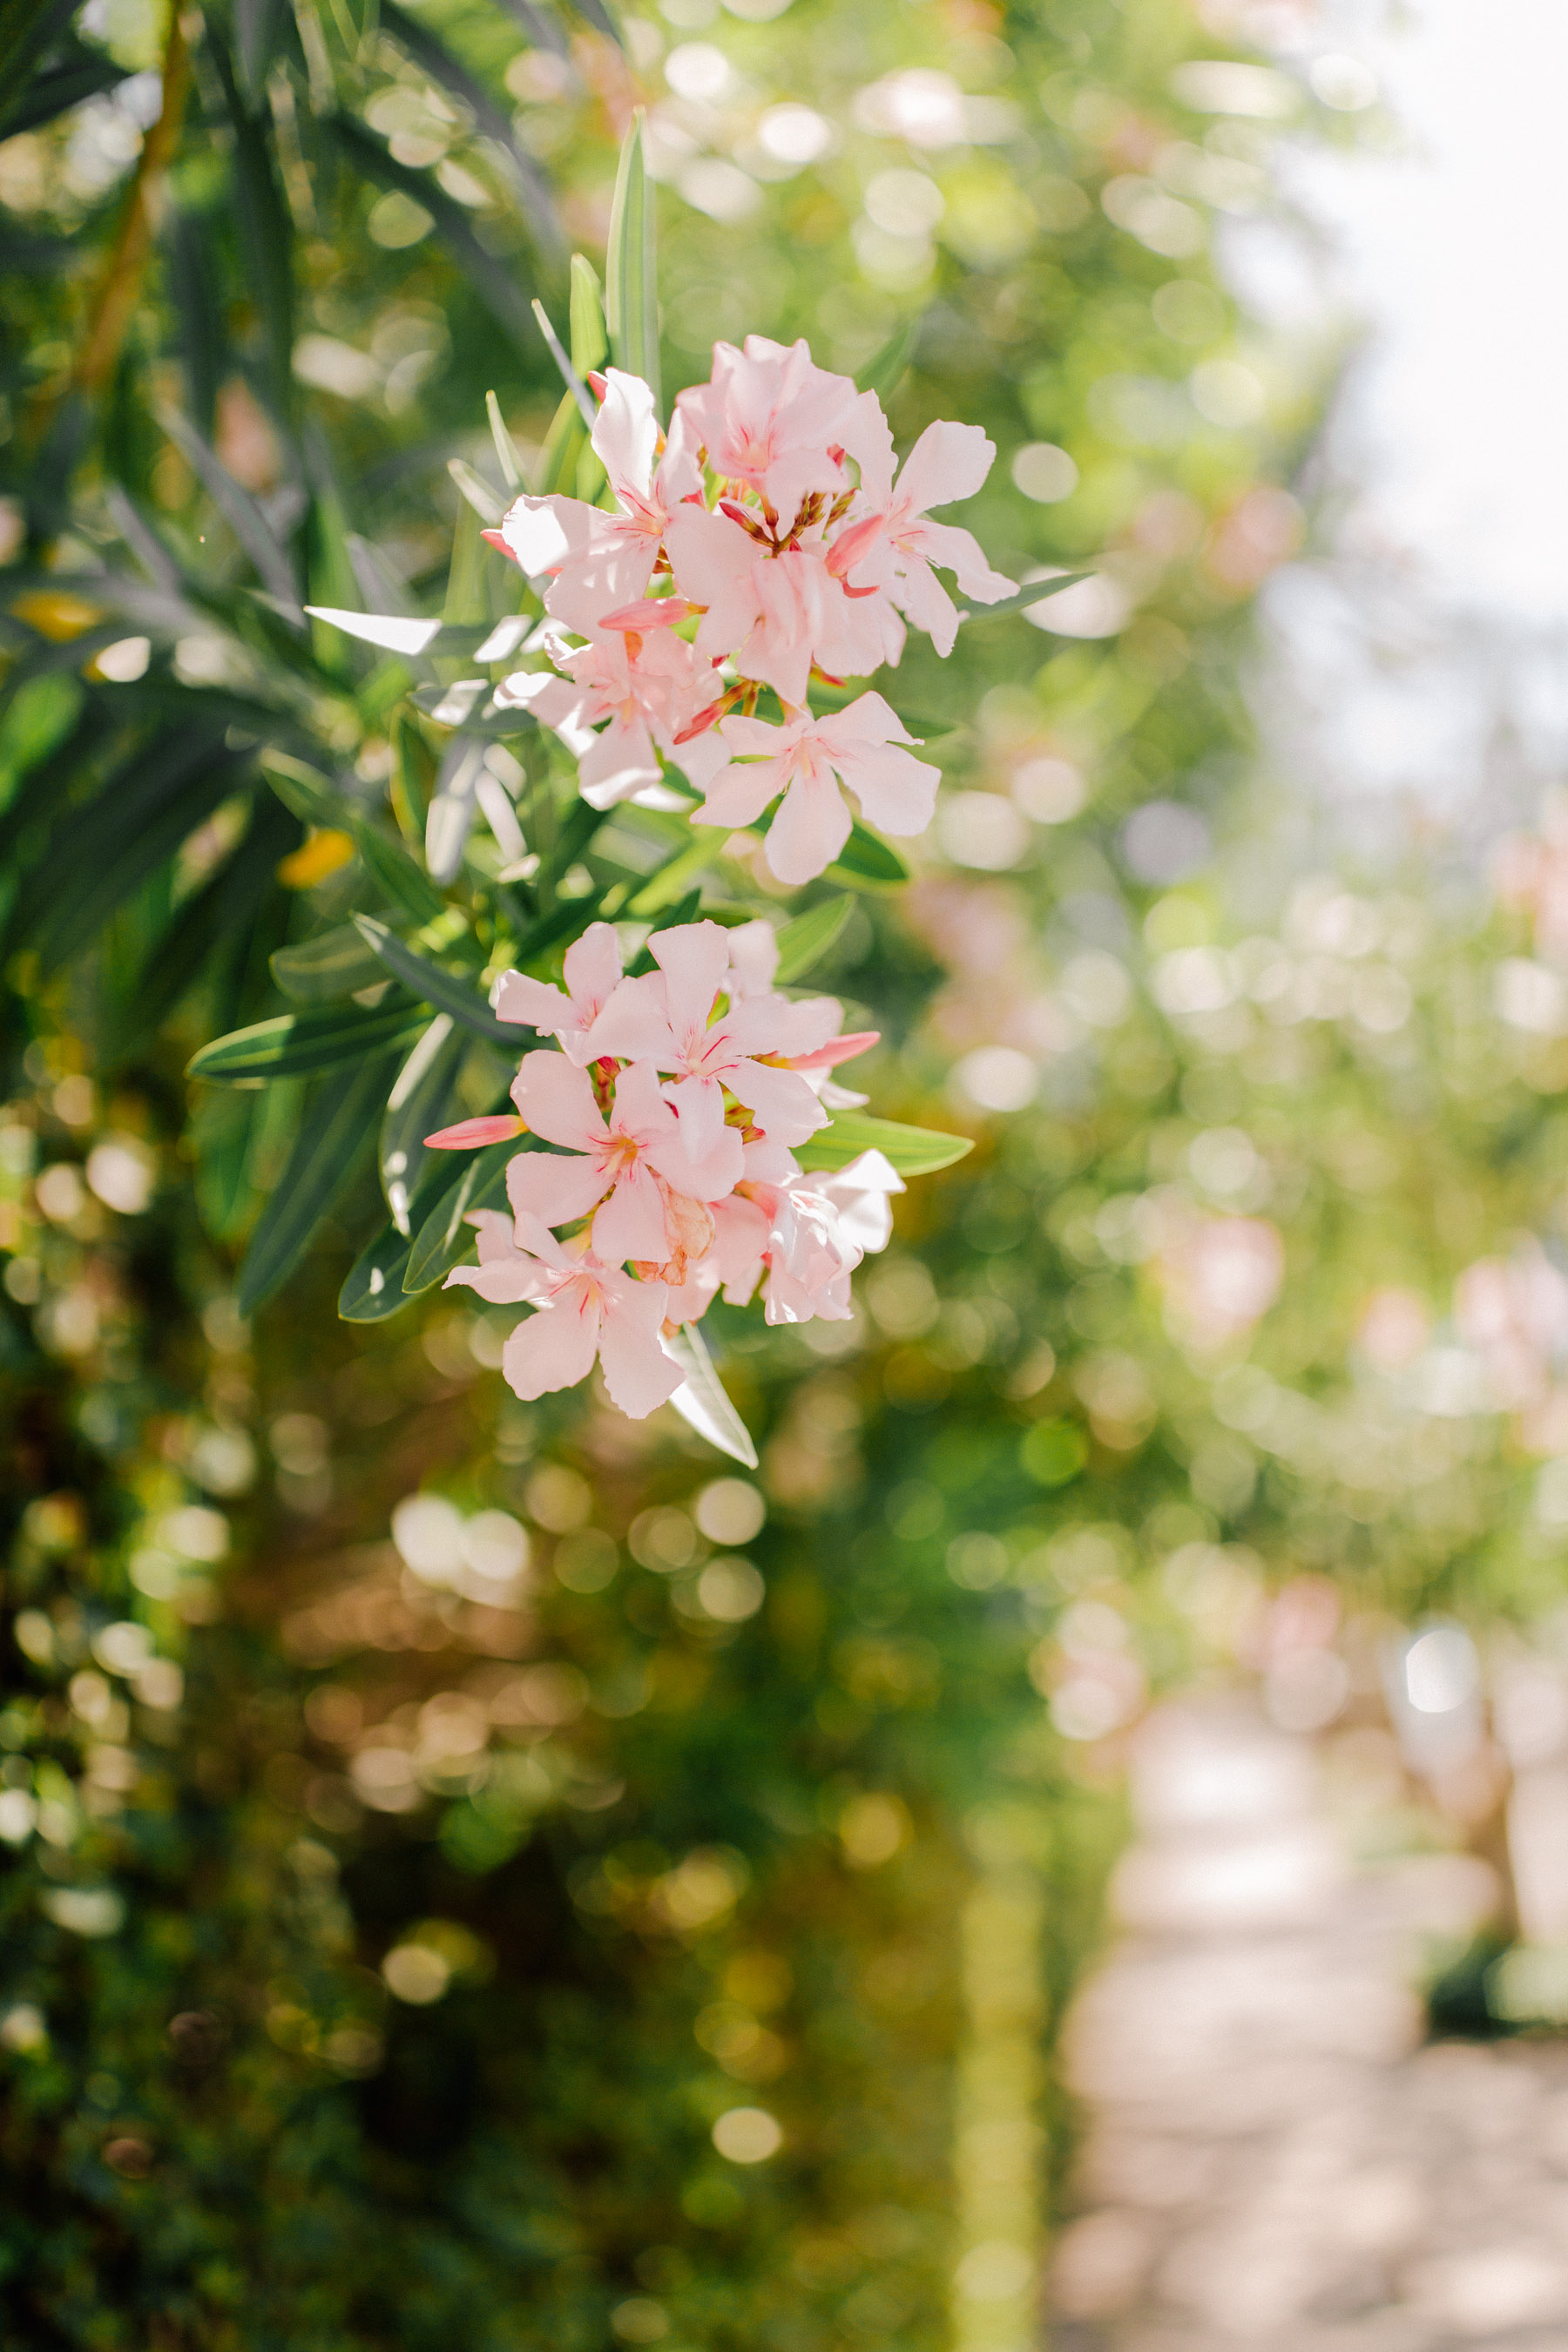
1046 1701 1568 2351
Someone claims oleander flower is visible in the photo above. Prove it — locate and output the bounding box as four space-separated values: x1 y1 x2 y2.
831 401 1017 655
691 693 941 883
508 1051 741 1262
445 1211 681 1417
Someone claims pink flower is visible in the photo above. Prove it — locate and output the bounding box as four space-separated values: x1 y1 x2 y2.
833 398 1016 655
493 921 627 1064
674 336 861 530
497 627 720 809
586 919 835 1154
663 513 902 707
488 368 703 632
508 1052 740 1264
445 1209 680 1417
690 692 940 884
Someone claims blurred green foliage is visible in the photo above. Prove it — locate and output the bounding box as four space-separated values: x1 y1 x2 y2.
11 0 1536 2337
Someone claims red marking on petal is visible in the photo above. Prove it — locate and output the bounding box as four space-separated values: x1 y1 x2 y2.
673 698 727 744
482 529 517 563
586 371 608 400
787 1031 881 1072
826 513 884 578
423 1114 526 1150
599 596 699 632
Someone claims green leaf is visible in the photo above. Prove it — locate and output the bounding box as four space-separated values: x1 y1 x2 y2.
773 896 855 984
237 1053 397 1315
959 572 1094 623
605 112 659 411
531 299 597 428
404 1134 520 1292
533 389 587 497
158 408 303 623
487 391 525 493
187 998 425 1083
207 30 295 422
382 1015 468 1233
353 822 445 924
118 792 298 1047
1 44 127 139
570 253 609 374
855 313 923 403
376 0 562 260
449 458 506 527
828 821 909 886
352 915 518 1044
509 891 606 973
10 728 253 976
794 1112 973 1176
235 0 292 105
664 1323 758 1467
339 1216 418 1322
270 923 388 1004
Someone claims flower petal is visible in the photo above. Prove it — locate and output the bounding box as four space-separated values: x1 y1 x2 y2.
591 1162 673 1265
766 769 853 885
510 1051 607 1150
594 1271 683 1417
507 1150 612 1231
502 1289 600 1399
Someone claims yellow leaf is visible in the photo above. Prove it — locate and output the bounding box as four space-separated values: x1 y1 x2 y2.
278 829 355 889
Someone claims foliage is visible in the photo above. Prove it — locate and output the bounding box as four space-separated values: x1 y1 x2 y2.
0 0 1404 2335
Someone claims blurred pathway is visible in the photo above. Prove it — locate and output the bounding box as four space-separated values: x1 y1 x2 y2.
1047 1702 1568 2350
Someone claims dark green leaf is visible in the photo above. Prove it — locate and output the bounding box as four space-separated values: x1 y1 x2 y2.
794 1112 973 1175
773 896 855 983
959 571 1094 623
163 202 224 435
208 30 295 423
339 1216 418 1322
235 0 291 105
510 891 605 972
404 1133 521 1292
270 923 388 1004
605 112 658 410
829 821 910 886
353 821 445 923
187 997 425 1083
382 1015 469 1232
237 1052 397 1315
11 728 253 976
0 44 126 138
353 915 517 1044
118 791 299 1048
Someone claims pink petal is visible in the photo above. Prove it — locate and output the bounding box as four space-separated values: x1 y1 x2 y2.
584 973 678 1065
693 765 778 833
578 712 663 809
839 389 897 508
423 1113 526 1150
832 741 939 838
591 1163 673 1265
501 1288 601 1400
591 368 659 503
723 1058 828 1146
907 517 1017 603
650 920 731 1045
446 1256 544 1306
494 971 572 1031
666 1071 728 1162
815 689 917 750
510 1051 607 1150
787 1029 880 1071
507 1150 612 1231
767 771 853 885
593 1272 683 1418
561 922 625 1019
895 420 997 515
607 1058 679 1145
886 555 962 657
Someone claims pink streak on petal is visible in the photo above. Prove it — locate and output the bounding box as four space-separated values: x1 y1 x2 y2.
422 1114 526 1149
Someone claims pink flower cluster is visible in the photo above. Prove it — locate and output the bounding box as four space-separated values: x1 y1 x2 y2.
487 337 1017 883
433 919 902 1417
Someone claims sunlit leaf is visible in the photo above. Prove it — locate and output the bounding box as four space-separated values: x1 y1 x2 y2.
187 999 425 1083
664 1322 759 1467
237 1053 397 1315
794 1112 973 1175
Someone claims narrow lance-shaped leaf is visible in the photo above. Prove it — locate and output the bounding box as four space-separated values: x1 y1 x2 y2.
381 1015 467 1234
158 408 304 623
957 571 1095 624
187 998 426 1083
237 1052 399 1315
773 895 855 984
270 923 389 1004
486 392 525 493
664 1322 759 1469
605 113 659 412
404 1132 522 1292
376 0 563 260
353 914 520 1044
794 1112 974 1176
